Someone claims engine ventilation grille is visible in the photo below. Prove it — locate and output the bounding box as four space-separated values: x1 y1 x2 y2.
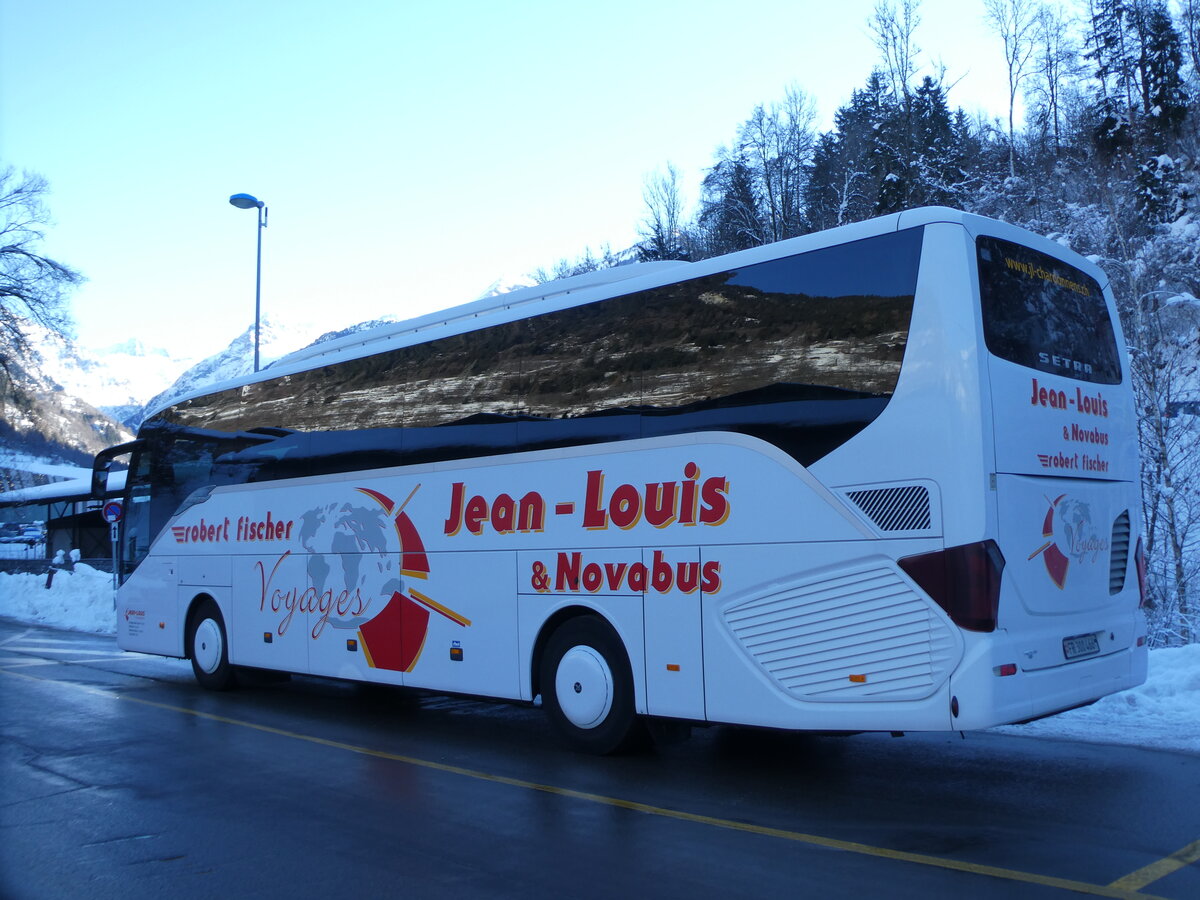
1109 510 1131 595
723 565 960 702
846 485 932 532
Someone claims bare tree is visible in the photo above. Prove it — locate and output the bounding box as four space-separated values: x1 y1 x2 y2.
984 0 1040 176
0 167 82 368
1091 183 1200 646
869 0 923 106
1026 3 1081 157
1183 0 1200 79
1129 289 1200 645
737 87 818 241
529 245 618 284
638 163 689 261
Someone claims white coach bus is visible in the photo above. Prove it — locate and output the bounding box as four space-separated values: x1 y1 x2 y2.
94 207 1147 752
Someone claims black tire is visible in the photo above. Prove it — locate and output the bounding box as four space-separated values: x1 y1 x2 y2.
540 616 645 754
187 598 237 691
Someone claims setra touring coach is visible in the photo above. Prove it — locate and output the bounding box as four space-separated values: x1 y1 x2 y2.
93 206 1147 752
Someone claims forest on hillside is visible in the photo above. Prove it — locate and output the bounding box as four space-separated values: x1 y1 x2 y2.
547 0 1200 645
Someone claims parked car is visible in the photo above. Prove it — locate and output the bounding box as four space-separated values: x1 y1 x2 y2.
0 524 44 545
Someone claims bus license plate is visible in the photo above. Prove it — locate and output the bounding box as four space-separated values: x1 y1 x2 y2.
1063 633 1100 660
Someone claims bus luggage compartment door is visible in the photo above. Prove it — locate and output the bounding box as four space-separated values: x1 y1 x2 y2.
642 547 706 721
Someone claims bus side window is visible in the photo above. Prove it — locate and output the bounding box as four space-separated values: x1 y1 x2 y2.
638 228 921 411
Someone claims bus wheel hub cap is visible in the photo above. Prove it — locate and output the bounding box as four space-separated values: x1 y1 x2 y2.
555 646 612 729
194 619 223 674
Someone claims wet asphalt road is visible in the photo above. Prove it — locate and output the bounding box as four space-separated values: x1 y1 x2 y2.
1 617 1197 899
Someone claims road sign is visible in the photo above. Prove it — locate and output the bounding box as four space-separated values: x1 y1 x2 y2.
102 501 123 524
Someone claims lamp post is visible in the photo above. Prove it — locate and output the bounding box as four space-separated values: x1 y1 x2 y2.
228 193 268 372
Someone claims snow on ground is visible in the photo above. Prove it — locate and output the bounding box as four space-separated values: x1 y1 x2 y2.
993 644 1200 754
0 564 117 635
0 566 1196 754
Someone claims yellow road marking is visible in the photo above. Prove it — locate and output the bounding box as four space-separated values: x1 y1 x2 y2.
1109 839 1200 892
0 665 1180 900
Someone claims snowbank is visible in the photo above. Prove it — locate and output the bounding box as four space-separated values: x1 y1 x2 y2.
0 565 1196 754
0 564 116 635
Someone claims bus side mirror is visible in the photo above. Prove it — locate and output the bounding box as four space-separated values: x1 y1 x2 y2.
92 440 143 499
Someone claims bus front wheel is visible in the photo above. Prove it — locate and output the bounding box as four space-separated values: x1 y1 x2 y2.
188 599 237 691
541 616 644 754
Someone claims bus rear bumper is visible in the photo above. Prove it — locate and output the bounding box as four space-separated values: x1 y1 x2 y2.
948 639 1148 731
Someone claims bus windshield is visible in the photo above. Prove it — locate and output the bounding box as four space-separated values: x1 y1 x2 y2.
121 426 281 578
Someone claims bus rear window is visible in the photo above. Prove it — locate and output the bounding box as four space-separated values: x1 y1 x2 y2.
977 236 1120 384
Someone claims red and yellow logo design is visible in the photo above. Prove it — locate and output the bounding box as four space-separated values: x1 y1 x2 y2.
1028 493 1107 590
1029 494 1071 589
1029 494 1072 588
355 486 470 672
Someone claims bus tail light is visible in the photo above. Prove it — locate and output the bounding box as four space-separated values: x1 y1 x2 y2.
1134 537 1148 608
899 540 1006 632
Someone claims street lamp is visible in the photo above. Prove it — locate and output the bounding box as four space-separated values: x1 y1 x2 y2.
228 192 268 372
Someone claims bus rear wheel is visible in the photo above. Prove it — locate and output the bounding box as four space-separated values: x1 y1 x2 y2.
188 599 237 691
540 616 644 754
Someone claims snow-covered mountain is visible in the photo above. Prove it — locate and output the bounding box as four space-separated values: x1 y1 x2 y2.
139 316 322 421
1 275 543 465
297 277 533 350
303 315 402 350
27 326 198 427
475 275 536 299
0 313 323 467
0 339 134 467
131 277 550 422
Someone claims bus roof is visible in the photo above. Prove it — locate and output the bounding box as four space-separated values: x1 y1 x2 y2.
275 258 692 370
144 207 1086 422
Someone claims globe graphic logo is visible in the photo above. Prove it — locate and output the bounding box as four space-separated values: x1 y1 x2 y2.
297 500 404 636
1029 494 1105 589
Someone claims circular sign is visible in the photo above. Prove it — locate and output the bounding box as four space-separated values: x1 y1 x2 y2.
101 500 124 524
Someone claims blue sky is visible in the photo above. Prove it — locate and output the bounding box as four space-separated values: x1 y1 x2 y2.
1 0 1013 360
